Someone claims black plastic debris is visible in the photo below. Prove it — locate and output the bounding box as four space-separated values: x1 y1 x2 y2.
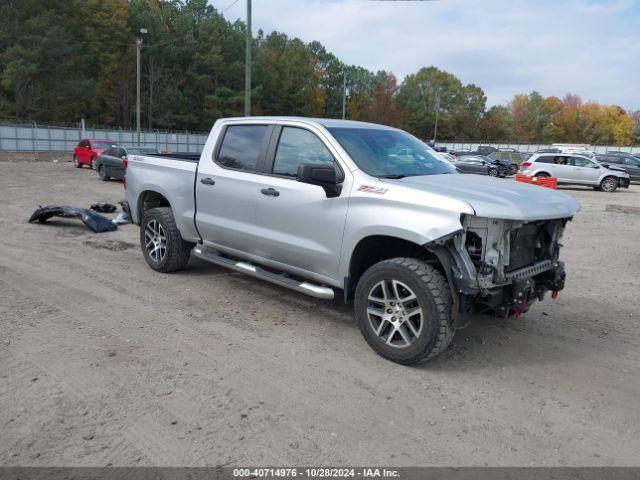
90 203 117 213
28 205 118 233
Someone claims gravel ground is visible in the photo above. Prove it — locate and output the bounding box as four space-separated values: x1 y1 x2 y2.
1 159 639 466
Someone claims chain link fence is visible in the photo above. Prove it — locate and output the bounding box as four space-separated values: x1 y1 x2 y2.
0 122 209 153
435 141 640 154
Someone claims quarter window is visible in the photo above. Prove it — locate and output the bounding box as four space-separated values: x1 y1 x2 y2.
535 156 555 164
217 125 269 171
272 127 335 178
624 157 639 166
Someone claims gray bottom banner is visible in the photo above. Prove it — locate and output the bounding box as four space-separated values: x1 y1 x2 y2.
1 468 639 480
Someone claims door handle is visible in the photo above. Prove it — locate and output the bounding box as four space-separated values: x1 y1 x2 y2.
200 177 215 185
260 187 280 197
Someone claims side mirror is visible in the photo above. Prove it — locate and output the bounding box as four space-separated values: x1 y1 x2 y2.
297 163 342 198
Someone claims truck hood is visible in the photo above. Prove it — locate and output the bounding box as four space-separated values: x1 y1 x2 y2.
389 174 580 221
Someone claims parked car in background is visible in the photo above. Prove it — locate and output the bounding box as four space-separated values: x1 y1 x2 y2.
488 150 525 174
596 153 640 183
95 146 160 181
476 145 498 156
454 154 510 177
73 139 115 169
520 153 630 192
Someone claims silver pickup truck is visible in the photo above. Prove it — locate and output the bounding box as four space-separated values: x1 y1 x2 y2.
123 117 580 364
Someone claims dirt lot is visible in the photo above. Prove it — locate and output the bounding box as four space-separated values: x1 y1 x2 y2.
1 159 639 467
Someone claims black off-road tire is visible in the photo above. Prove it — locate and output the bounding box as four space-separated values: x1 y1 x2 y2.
510 164 518 174
354 257 454 365
98 164 109 181
140 207 193 273
600 176 618 193
73 155 81 168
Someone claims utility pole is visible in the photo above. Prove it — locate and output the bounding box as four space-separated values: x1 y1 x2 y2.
433 89 441 143
342 70 347 119
244 0 252 116
136 28 147 146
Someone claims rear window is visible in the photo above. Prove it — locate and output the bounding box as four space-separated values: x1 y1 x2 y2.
216 125 269 171
535 155 555 164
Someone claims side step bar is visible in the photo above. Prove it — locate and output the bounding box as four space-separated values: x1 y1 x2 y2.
193 246 335 300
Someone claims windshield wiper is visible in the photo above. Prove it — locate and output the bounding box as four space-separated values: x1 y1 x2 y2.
378 174 409 179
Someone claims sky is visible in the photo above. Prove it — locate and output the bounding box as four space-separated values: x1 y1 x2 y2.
216 0 640 111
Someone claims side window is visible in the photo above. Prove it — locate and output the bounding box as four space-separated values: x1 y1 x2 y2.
216 125 269 171
117 148 126 158
103 148 113 156
535 155 555 164
554 156 569 165
78 140 87 148
499 152 511 160
272 127 335 178
571 156 596 168
624 157 639 166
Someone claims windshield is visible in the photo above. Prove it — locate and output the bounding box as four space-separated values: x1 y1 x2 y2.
328 127 455 178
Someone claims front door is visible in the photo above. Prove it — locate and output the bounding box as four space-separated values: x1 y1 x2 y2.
195 124 273 256
623 156 640 182
254 125 351 282
570 156 600 185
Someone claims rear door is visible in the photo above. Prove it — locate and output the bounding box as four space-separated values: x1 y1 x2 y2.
253 124 351 282
549 155 573 182
195 123 274 256
76 140 89 163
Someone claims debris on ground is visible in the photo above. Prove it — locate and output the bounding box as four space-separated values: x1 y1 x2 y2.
90 203 118 213
112 212 129 225
28 205 118 233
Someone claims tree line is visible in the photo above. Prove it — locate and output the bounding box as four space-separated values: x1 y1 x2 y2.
1 0 638 145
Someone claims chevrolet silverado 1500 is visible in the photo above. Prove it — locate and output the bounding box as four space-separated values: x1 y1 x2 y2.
122 117 580 364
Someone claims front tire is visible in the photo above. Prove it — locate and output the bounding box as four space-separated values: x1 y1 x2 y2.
140 207 193 272
354 258 454 365
73 156 81 168
488 167 499 177
510 164 518 174
600 176 618 193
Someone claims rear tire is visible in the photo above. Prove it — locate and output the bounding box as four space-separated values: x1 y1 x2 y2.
600 176 618 193
510 164 518 174
98 165 109 181
140 207 193 273
354 257 454 365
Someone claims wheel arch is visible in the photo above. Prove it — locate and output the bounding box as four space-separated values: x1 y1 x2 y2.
345 234 448 300
136 189 174 224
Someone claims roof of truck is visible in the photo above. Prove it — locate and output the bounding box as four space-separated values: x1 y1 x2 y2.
222 116 394 130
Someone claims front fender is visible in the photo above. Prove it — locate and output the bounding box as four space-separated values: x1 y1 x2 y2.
338 199 464 280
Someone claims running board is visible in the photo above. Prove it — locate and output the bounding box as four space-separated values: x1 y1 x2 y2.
193 246 335 300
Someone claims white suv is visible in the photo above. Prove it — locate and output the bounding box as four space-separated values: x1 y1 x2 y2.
520 153 630 192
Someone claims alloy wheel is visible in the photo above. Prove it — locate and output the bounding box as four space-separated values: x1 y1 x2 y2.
601 177 616 192
144 220 167 263
366 279 424 348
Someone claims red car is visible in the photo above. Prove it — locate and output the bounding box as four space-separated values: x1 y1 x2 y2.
73 139 115 169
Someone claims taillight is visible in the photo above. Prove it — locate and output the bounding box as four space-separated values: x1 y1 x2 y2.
521 161 531 168
122 158 128 189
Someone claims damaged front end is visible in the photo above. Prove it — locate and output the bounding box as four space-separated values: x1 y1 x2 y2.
428 214 570 327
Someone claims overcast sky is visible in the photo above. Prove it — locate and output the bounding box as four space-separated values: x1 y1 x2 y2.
217 0 639 110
